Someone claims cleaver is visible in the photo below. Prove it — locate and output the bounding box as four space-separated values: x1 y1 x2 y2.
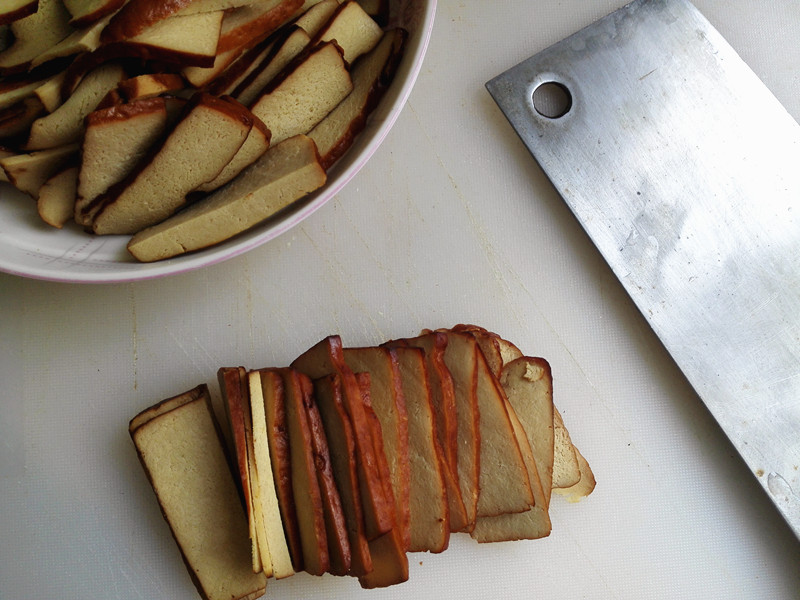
487 0 800 539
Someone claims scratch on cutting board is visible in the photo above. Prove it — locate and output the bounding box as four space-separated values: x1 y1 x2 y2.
100 532 158 600
129 284 138 391
240 255 256 364
298 225 391 340
164 327 221 379
407 103 529 328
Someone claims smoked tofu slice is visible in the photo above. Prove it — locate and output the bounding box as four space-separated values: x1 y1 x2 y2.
389 346 450 553
0 73 54 111
0 96 44 142
62 0 126 26
214 0 302 54
250 41 353 145
126 134 326 262
309 27 406 170
383 333 469 533
279 368 330 576
499 357 556 505
299 372 352 576
206 34 282 98
25 62 126 150
343 346 411 551
75 96 181 226
416 331 480 530
291 335 395 542
312 374 374 577
0 0 73 74
129 385 268 600
0 142 78 198
231 25 311 108
311 0 383 65
33 72 67 112
449 325 504 377
193 116 270 193
30 12 111 67
294 0 339 37
218 367 263 573
470 398 551 543
0 1 38 26
356 373 409 590
179 0 303 90
0 148 13 181
37 163 78 227
472 344 534 518
248 370 296 578
258 370 303 572
552 410 581 489
435 328 535 519
104 73 186 105
553 446 596 502
122 11 226 68
102 0 266 43
92 93 253 235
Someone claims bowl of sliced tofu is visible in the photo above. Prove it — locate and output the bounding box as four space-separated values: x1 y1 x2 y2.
0 0 436 283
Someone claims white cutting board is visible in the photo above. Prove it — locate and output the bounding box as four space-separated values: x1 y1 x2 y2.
2 2 800 599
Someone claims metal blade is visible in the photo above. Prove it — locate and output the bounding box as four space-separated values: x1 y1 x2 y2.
487 0 800 538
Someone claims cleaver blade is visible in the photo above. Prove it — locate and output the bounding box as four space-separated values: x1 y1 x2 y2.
487 0 800 539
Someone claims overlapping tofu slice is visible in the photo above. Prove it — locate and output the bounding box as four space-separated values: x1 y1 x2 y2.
385 345 450 553
247 370 296 579
0 0 407 263
0 0 39 27
312 374 374 577
383 332 469 533
453 325 593 500
0 142 78 198
218 366 264 573
62 0 126 27
310 0 383 65
309 27 405 170
343 346 411 551
101 0 270 43
250 40 352 145
91 93 255 235
75 95 185 226
181 0 304 88
229 25 312 107
25 61 125 150
126 134 326 262
292 336 396 542
293 336 408 588
37 162 78 227
129 384 267 600
420 330 482 529
470 357 554 542
0 0 73 74
355 371 409 590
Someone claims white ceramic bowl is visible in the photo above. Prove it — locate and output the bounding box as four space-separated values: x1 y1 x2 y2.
0 0 436 283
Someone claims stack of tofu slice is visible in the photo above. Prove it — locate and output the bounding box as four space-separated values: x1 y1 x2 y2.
0 0 405 261
130 325 595 600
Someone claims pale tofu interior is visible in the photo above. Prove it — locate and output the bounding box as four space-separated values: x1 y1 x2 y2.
127 134 326 262
92 97 251 235
250 42 352 145
76 98 170 225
